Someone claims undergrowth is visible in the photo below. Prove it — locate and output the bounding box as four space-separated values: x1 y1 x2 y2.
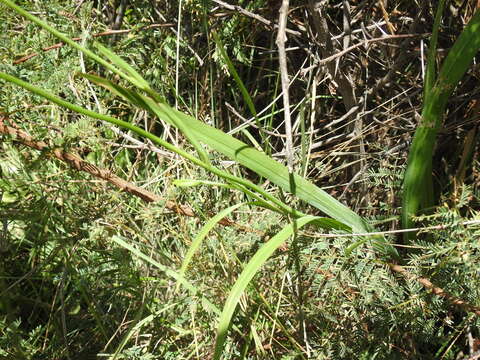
1 1 480 359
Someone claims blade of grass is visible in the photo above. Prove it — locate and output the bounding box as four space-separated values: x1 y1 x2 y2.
1 71 355 237
78 73 361 232
424 0 446 98
212 31 257 118
166 105 371 232
93 41 151 91
111 235 220 315
111 310 160 360
213 215 319 360
178 202 250 287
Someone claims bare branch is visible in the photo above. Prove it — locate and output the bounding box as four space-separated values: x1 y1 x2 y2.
13 23 175 65
276 0 294 173
212 0 301 36
389 263 480 317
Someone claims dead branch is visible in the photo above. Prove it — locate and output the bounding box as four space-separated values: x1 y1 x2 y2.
389 263 480 317
276 0 294 173
0 115 260 233
13 23 174 65
212 0 301 36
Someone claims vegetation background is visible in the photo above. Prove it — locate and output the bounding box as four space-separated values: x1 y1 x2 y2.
1 0 480 359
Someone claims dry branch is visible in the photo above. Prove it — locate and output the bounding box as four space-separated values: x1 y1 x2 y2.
212 0 301 36
0 115 259 232
13 23 174 65
276 0 294 173
389 263 480 317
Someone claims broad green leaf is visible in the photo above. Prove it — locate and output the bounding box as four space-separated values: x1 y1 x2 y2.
80 73 361 232
0 72 321 228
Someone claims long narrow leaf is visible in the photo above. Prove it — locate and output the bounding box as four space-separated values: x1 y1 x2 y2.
213 215 319 360
80 73 360 232
91 44 210 164
166 105 371 233
402 9 480 241
212 32 257 118
0 71 355 237
424 0 446 99
178 202 249 285
111 235 220 316
0 1 373 235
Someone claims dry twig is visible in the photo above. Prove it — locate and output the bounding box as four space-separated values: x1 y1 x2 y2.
389 263 480 317
276 0 294 173
212 0 301 36
13 24 174 65
0 115 260 233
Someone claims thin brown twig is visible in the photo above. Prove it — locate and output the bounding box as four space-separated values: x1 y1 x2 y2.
378 0 396 35
310 219 480 238
276 0 294 173
301 33 428 74
212 0 301 36
0 115 260 233
13 23 174 65
389 263 480 317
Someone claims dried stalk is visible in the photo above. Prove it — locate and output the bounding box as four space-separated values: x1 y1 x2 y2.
389 263 480 317
276 0 294 173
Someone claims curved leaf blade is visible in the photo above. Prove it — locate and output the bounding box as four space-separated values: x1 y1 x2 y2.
213 215 319 360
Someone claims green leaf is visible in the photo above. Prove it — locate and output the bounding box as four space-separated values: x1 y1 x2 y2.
178 202 249 288
212 32 257 118
79 73 362 232
213 215 319 360
94 41 151 90
402 9 480 241
173 179 230 188
0 1 372 236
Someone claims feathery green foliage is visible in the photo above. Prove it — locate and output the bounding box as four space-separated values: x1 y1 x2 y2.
1 1 480 358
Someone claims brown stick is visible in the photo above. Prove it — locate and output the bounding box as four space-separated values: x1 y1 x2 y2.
276 0 294 173
0 115 260 232
13 24 174 65
212 0 301 36
389 263 480 317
